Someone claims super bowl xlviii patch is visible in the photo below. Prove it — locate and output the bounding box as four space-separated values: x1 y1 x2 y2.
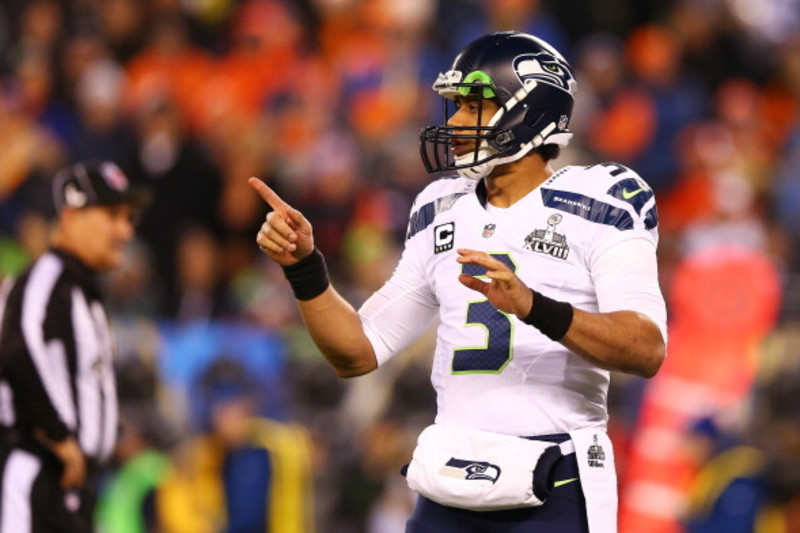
434 222 455 254
523 214 570 260
587 434 606 468
439 458 501 483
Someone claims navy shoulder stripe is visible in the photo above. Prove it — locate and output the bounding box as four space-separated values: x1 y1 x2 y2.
406 202 436 240
606 178 654 215
406 192 469 240
541 188 634 231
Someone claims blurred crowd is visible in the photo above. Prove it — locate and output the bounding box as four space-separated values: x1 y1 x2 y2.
1 0 799 531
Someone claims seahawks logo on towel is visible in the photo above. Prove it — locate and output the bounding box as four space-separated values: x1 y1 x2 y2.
439 458 501 483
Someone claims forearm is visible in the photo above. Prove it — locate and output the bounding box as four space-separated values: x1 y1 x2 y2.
296 286 378 378
248 183 397 377
560 308 665 378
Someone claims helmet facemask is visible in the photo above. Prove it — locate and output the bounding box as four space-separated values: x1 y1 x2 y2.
420 71 516 180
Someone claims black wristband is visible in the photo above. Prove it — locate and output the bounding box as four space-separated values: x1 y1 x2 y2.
522 289 574 341
281 248 330 301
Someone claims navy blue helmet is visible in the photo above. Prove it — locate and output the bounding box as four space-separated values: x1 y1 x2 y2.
420 31 577 179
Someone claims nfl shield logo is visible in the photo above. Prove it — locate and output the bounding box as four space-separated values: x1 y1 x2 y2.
482 223 496 238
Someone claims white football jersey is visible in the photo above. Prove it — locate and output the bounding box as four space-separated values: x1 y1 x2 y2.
358 163 666 437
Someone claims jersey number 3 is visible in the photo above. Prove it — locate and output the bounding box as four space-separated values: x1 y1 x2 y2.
453 253 516 374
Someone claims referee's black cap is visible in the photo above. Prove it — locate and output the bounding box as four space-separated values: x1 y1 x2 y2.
52 160 151 213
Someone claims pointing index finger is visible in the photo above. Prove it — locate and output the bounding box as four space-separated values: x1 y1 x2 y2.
248 177 290 213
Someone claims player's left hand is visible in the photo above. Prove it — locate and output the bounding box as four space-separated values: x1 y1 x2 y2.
456 249 533 318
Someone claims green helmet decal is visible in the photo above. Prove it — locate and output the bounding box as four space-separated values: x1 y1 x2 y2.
458 70 497 99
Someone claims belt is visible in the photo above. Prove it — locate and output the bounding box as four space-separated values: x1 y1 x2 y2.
524 432 576 455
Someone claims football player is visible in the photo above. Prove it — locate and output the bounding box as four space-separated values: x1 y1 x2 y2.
251 31 667 533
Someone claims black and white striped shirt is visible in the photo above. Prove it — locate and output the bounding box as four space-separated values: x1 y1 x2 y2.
0 248 117 462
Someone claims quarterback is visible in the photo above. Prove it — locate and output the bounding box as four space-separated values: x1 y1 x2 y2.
251 31 666 533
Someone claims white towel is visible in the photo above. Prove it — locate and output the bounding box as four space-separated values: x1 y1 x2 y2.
405 424 562 511
569 427 619 533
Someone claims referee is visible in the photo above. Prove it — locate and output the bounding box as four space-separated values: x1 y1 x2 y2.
0 161 148 532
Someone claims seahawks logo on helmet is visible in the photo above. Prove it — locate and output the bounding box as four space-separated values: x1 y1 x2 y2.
513 52 576 94
439 458 501 483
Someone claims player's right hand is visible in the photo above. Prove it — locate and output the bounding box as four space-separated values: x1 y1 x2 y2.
248 177 315 266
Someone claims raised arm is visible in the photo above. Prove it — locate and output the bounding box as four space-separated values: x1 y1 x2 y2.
248 178 377 377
